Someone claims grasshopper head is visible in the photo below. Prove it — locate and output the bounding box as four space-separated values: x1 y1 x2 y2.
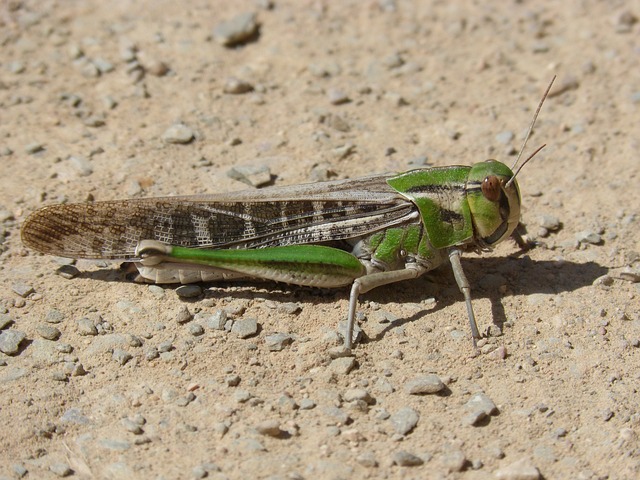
467 160 521 247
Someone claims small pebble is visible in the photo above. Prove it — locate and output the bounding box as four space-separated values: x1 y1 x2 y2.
112 348 133 366
323 406 351 425
462 409 487 426
206 310 228 330
227 164 272 187
36 324 61 341
0 313 13 329
225 374 241 387
553 427 568 438
615 268 639 283
176 285 202 298
213 12 259 46
404 374 445 394
612 10 637 33
52 372 68 382
467 392 498 415
56 343 73 353
343 388 374 405
392 450 423 466
12 283 34 298
494 458 541 480
192 465 207 479
330 356 357 375
265 333 293 351
442 448 467 472
327 88 350 105
278 302 302 315
56 265 80 279
390 407 419 435
223 77 254 94
12 464 28 478
144 58 169 76
145 347 159 360
81 61 100 77
575 230 602 245
121 417 144 434
93 57 114 74
176 305 193 324
326 113 351 132
593 274 614 287
234 389 252 403
255 419 282 437
356 451 378 468
25 142 45 154
299 398 316 410
162 124 195 144
189 324 205 336
77 318 98 336
538 214 561 231
148 285 164 298
0 330 26 355
549 75 579 97
231 317 258 339
71 364 87 376
49 463 73 477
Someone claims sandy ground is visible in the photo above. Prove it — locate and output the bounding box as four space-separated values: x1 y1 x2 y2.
1 1 639 479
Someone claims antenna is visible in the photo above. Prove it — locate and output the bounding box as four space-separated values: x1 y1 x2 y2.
506 75 556 188
505 144 546 188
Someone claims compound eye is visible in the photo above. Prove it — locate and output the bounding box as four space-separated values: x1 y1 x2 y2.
481 175 501 202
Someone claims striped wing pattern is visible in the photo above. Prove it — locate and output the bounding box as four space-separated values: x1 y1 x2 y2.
21 174 418 260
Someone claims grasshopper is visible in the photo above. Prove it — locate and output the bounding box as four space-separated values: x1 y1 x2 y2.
21 78 554 350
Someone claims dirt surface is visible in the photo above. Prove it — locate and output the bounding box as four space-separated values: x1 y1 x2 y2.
1 1 639 479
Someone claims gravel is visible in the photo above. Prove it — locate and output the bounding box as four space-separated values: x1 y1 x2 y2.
0 330 26 355
329 356 357 375
205 310 228 330
49 462 73 477
36 324 61 340
175 285 202 298
442 448 467 472
175 306 193 324
213 12 259 46
162 124 195 144
0 313 13 329
575 230 603 245
255 419 282 437
77 317 98 336
463 392 499 426
112 348 133 366
227 164 272 187
223 77 254 94
188 323 205 336
389 407 419 435
494 458 541 480
264 333 293 351
11 283 34 298
392 450 424 466
342 388 374 405
404 374 445 394
231 317 259 339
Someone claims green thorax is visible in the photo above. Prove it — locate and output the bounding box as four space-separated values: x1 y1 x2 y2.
387 166 473 249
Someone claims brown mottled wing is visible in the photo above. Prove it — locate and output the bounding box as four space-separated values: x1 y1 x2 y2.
21 174 418 260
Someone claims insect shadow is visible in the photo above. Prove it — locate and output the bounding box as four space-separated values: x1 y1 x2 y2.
76 257 607 342
369 257 608 343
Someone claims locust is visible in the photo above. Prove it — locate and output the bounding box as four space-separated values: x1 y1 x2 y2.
20 78 555 350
